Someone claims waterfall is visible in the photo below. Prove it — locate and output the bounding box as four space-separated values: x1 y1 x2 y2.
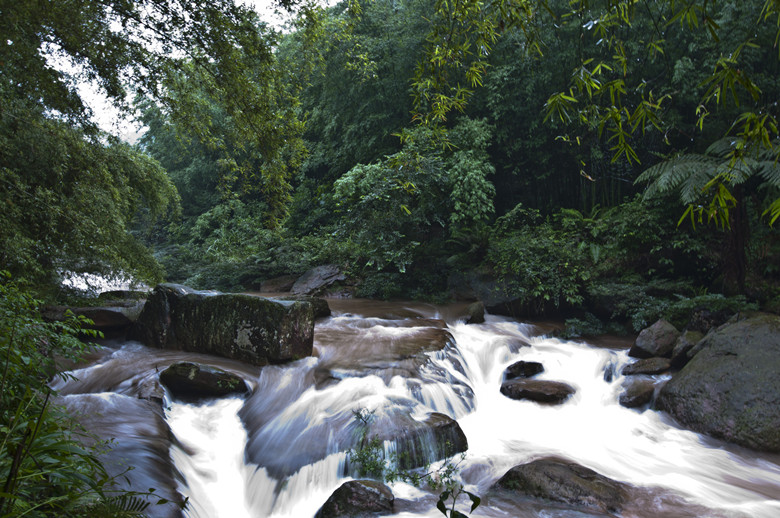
59 300 780 517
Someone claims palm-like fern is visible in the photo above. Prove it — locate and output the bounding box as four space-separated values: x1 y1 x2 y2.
636 138 780 226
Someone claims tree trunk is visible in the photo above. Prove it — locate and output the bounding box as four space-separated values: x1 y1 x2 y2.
722 185 747 295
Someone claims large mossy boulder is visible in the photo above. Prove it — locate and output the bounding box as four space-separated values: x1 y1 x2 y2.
494 457 629 515
315 480 394 517
129 284 314 366
656 312 780 452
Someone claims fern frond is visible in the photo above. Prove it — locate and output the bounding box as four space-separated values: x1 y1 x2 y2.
89 494 151 517
705 137 738 158
756 160 780 187
637 154 718 202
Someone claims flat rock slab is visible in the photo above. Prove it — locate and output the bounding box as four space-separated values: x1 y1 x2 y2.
621 357 671 376
315 480 394 517
160 362 248 399
494 457 629 515
500 379 575 404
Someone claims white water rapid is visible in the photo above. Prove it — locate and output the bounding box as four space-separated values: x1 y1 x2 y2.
161 300 780 518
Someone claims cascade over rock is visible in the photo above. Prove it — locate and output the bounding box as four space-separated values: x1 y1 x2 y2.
59 393 184 518
315 480 394 517
368 411 468 470
494 457 630 515
656 312 780 452
129 284 314 366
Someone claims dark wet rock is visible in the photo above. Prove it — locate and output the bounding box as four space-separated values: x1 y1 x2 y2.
160 362 248 398
97 289 149 302
503 361 544 380
656 312 780 453
260 274 298 293
291 265 346 296
629 320 680 359
137 378 166 406
275 295 331 319
314 480 394 517
670 330 704 369
129 284 314 366
500 379 575 404
59 393 184 518
621 357 671 376
465 301 485 324
42 304 143 336
619 379 656 408
494 457 629 515
369 412 469 470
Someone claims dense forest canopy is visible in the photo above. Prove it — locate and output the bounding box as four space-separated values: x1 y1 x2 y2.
0 0 778 311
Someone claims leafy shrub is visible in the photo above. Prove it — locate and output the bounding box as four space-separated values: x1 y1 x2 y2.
0 273 160 516
485 216 590 315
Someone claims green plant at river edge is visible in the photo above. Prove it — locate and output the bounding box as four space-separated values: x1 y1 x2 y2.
0 272 177 517
348 408 480 518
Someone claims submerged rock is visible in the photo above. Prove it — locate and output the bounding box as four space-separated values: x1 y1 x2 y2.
656 312 780 452
159 362 248 398
621 357 671 376
129 284 314 366
500 379 575 404
465 301 485 324
315 480 394 517
369 412 469 470
619 378 656 408
494 457 629 515
503 360 544 380
629 319 680 358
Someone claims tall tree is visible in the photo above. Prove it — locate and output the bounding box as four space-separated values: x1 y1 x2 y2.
0 0 303 287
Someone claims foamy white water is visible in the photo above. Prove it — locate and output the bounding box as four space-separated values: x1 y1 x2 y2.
161 305 780 518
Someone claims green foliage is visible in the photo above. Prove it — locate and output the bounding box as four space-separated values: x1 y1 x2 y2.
0 98 179 289
586 281 758 331
347 407 480 518
0 273 165 516
486 205 590 314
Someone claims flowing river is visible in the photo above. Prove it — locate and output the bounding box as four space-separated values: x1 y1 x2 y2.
54 298 780 517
